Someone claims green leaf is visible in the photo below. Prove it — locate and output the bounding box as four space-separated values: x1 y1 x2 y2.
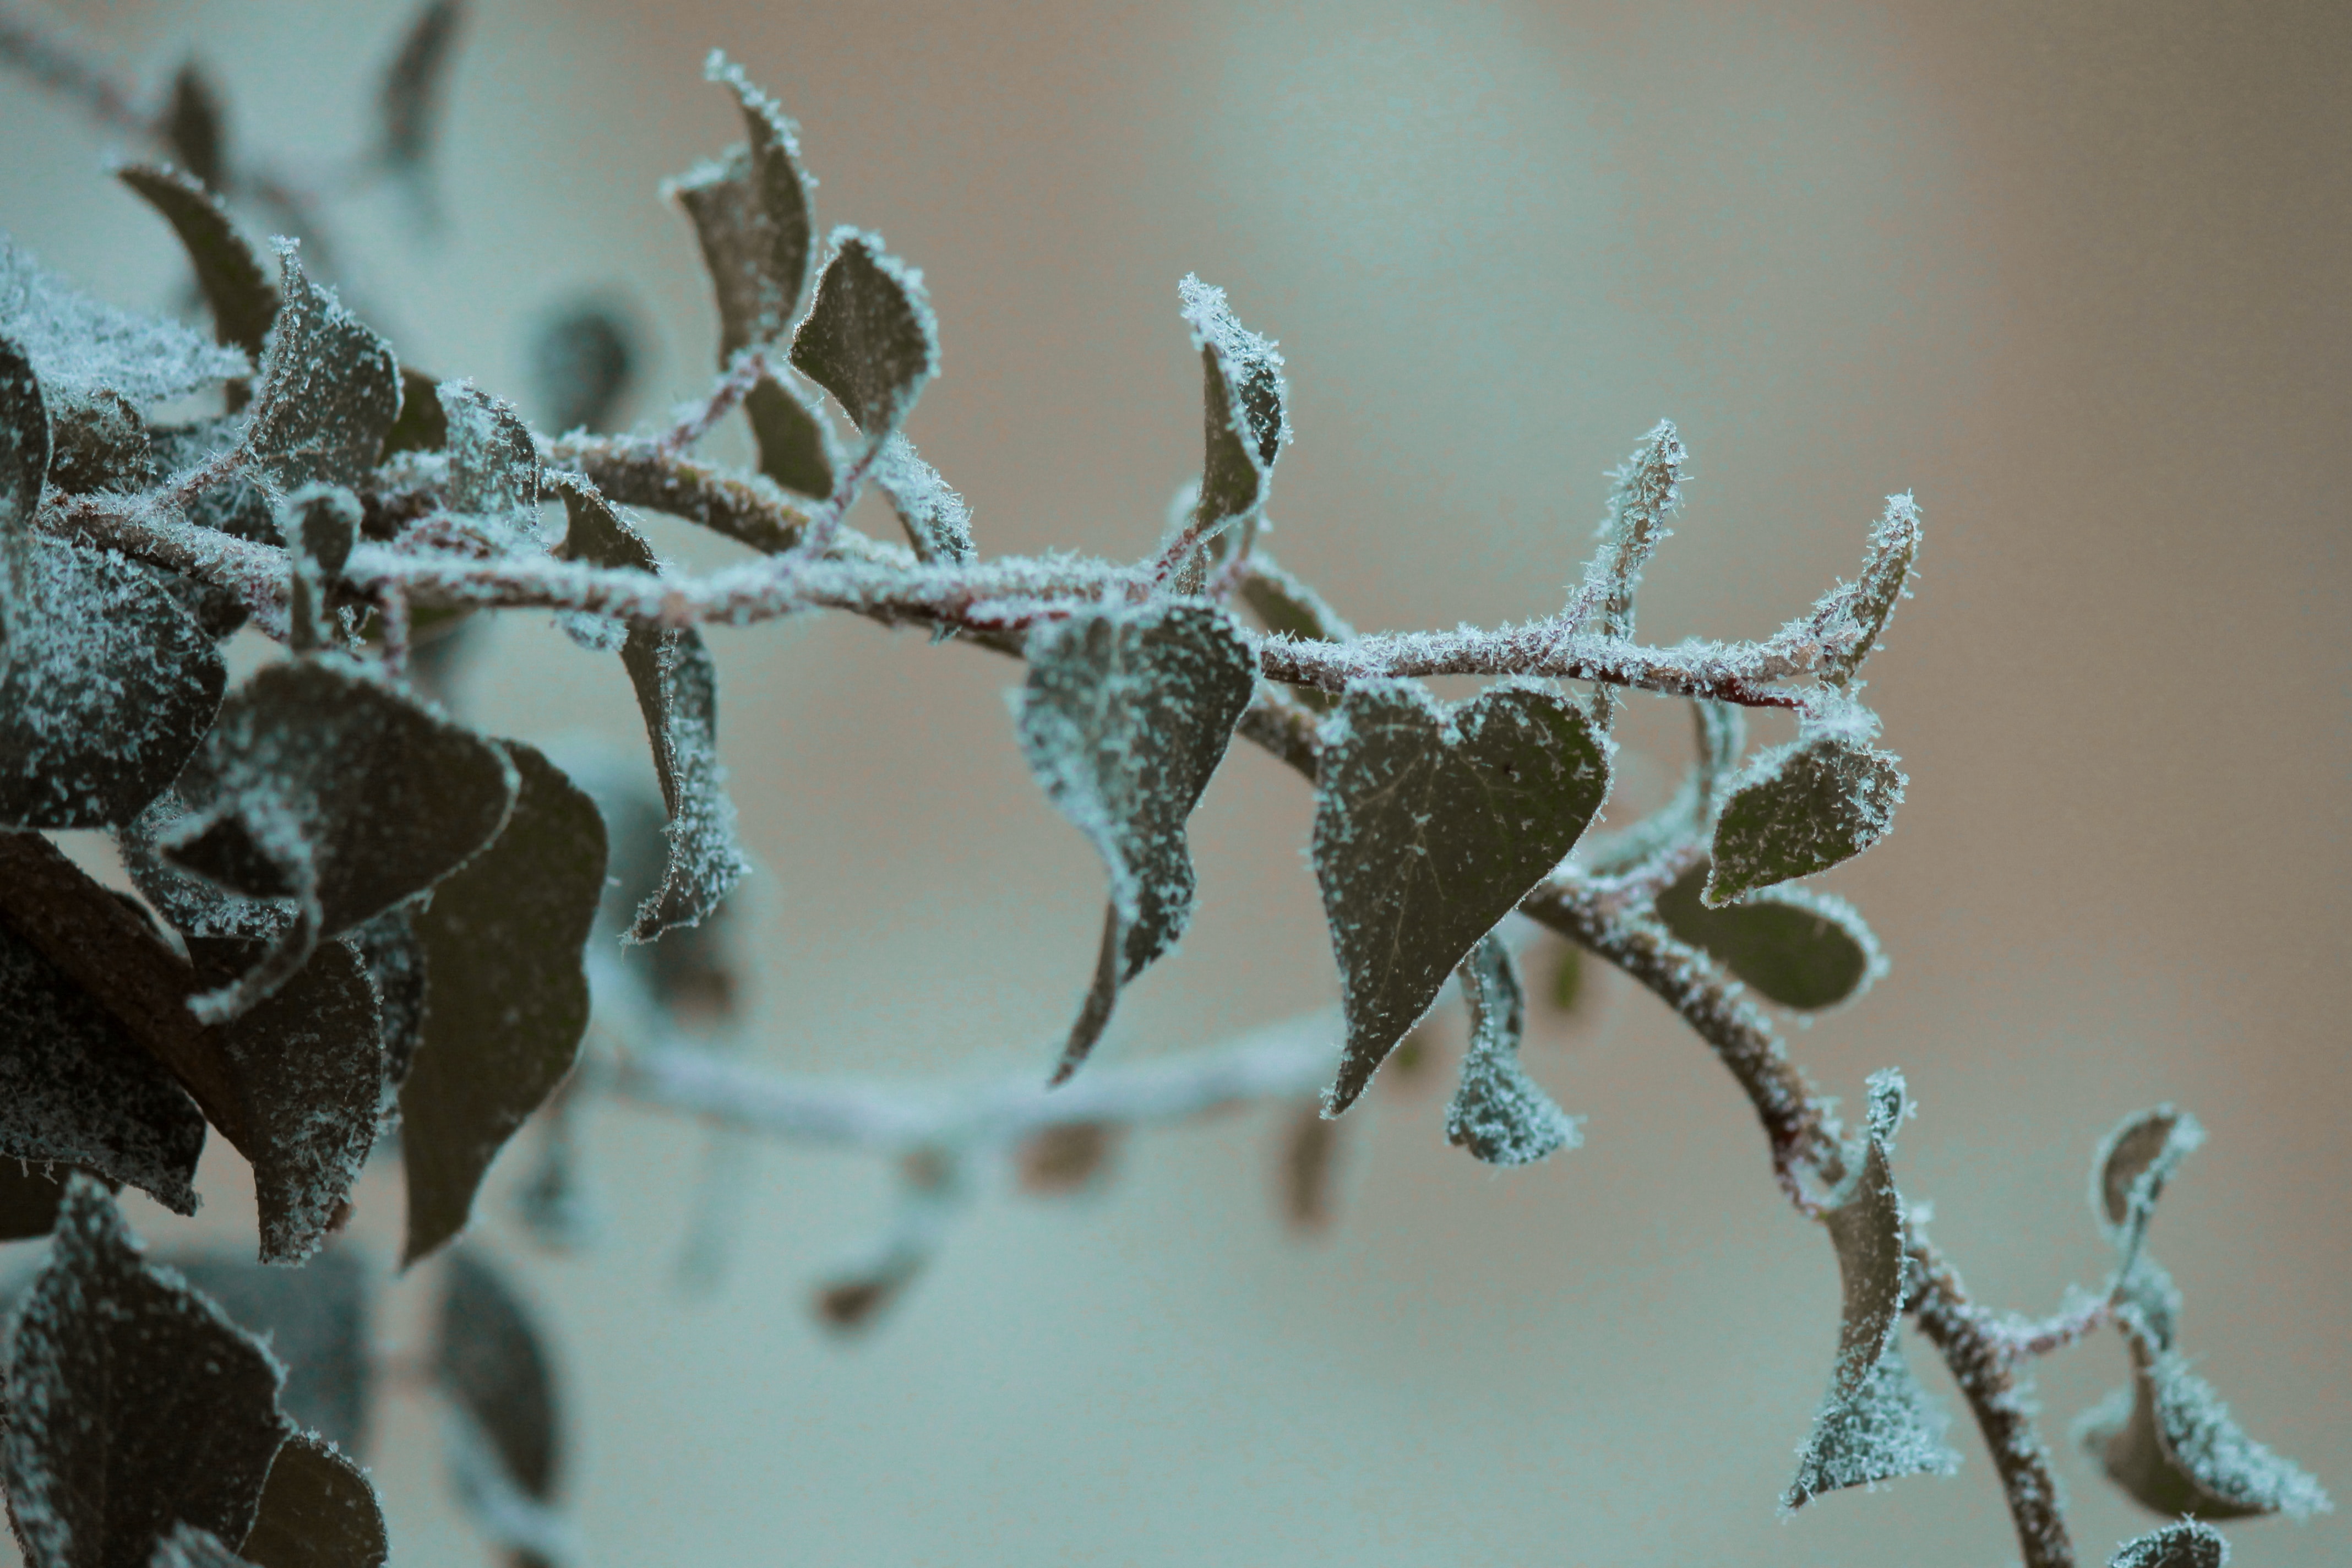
2109 1521 2229 1568
116 164 279 360
1444 934 1578 1166
437 380 540 531
739 376 835 498
1177 275 1287 533
246 248 400 492
1546 942 1583 1013
400 742 606 1265
1784 1070 1960 1510
379 367 446 458
377 0 463 173
1704 724 1904 906
0 1160 74 1242
160 62 227 193
239 1433 386 1568
1015 600 1257 1081
556 486 749 942
2 1178 289 1568
1312 679 1609 1113
434 1250 562 1502
1655 863 1882 1010
671 52 815 361
170 1251 373 1455
787 228 938 449
2091 1105 2205 1273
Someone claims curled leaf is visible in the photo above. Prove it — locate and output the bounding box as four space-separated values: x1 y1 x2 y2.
2109 1521 2229 1568
1814 493 1923 685
1655 863 1883 1011
1313 679 1609 1114
435 1250 562 1504
2092 1105 2206 1272
246 247 400 492
240 1433 386 1568
400 742 606 1265
1705 722 1904 907
672 52 814 361
161 62 227 193
1176 275 1287 536
1015 600 1256 1081
1576 421 1685 647
873 433 973 564
116 164 279 359
1784 1337 1958 1511
1444 935 1578 1166
787 228 938 449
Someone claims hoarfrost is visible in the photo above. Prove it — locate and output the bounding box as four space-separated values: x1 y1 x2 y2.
873 433 975 564
787 228 938 448
1175 274 1288 534
2092 1105 2204 1275
1015 600 1256 1081
670 52 815 360
116 165 279 359
439 381 543 547
1783 1336 1959 1510
2108 1520 2228 1568
1312 678 1609 1114
0 241 251 406
1704 716 1904 907
1444 934 1580 1166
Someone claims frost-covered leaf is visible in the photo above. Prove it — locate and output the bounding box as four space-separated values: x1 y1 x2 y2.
1655 863 1883 1010
527 302 636 436
116 165 279 359
1014 1123 1118 1195
1015 600 1256 1081
1 242 250 406
672 52 814 360
240 1433 385 1568
161 63 227 193
45 387 156 495
2080 1293 2332 1520
1704 723 1904 907
1783 1069 1961 1510
2 1178 288 1568
245 248 399 492
2092 1106 2205 1272
400 742 605 1265
163 657 518 1020
739 375 835 498
1576 421 1684 651
348 907 426 1122
1 331 45 529
434 1251 561 1504
0 1161 75 1242
189 937 383 1264
0 909 206 1213
873 433 973 564
377 0 462 173
1177 275 1287 535
1444 935 1578 1166
282 486 360 656
555 486 748 942
1313 679 1609 1114
438 381 540 535
171 1251 372 1455
787 229 938 448
1812 493 1923 687
2109 1521 2229 1568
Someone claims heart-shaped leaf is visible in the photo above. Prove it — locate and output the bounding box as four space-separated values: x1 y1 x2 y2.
1444 934 1579 1166
246 247 400 492
556 485 749 941
1784 1070 1961 1510
1705 725 1904 907
1 245 249 407
2109 1521 2229 1568
116 164 279 360
1313 678 1609 1113
1177 275 1287 535
171 1251 373 1455
1015 600 1257 1081
240 1433 386 1568
3 1178 289 1568
400 741 606 1264
1655 863 1883 1011
787 228 938 449
435 1250 562 1503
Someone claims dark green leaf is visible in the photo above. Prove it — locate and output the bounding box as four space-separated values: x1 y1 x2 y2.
434 1250 560 1500
1705 725 1904 906
1445 935 1578 1165
282 486 360 656
239 1433 385 1568
400 742 605 1264
2109 1521 2229 1568
740 375 834 497
1015 600 1256 1081
1177 275 1287 533
45 387 157 494
0 1160 73 1242
527 301 636 435
1 332 46 531
1655 863 1882 1010
1312 679 1609 1113
169 1251 373 1455
378 367 445 458
2 1178 288 1568
438 382 539 529
787 228 938 447
246 249 400 492
1784 1337 1957 1511
555 486 748 943
671 53 814 361
161 63 227 193
347 907 426 1118
116 164 279 360
377 0 462 171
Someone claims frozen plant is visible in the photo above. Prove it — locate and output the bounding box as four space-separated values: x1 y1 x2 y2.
0 9 2332 1568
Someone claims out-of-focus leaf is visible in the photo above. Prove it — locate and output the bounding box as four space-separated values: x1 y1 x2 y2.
161 62 227 193
1 331 45 532
400 742 605 1265
377 0 463 172
149 1523 255 1568
554 486 747 942
379 367 446 458
246 248 399 492
117 164 278 359
1784 1070 1959 1510
170 1251 373 1455
527 302 636 435
814 1152 961 1333
1014 1123 1118 1195
671 53 814 361
1312 679 1609 1114
1655 862 1882 1010
872 433 972 564
2 1178 288 1568
239 1433 385 1568
2092 1106 2206 1272
348 907 426 1119
1547 943 1583 1014
1444 935 1578 1166
1705 726 1904 907
1175 274 1287 535
2109 1521 2229 1568
787 228 938 450
0 244 249 406
1015 600 1256 1081
434 1250 560 1502
1279 1102 1340 1233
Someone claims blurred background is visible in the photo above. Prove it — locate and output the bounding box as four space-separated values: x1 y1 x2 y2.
3 1 2346 1564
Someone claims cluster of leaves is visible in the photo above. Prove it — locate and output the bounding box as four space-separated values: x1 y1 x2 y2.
0 14 2333 1568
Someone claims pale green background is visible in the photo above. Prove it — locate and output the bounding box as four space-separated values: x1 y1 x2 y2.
2 2 2346 1564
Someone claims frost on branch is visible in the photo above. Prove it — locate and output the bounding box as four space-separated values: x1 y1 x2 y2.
1654 863 1884 1011
244 247 399 493
1015 600 1256 1081
1783 1070 1959 1511
1575 421 1685 645
116 164 280 361
2 1178 288 1568
556 484 749 941
872 432 974 565
1703 708 1904 907
1174 274 1288 567
788 228 938 454
0 242 250 407
1313 679 1609 1114
239 1432 387 1568
400 741 606 1264
2109 1520 2229 1568
1444 933 1579 1166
